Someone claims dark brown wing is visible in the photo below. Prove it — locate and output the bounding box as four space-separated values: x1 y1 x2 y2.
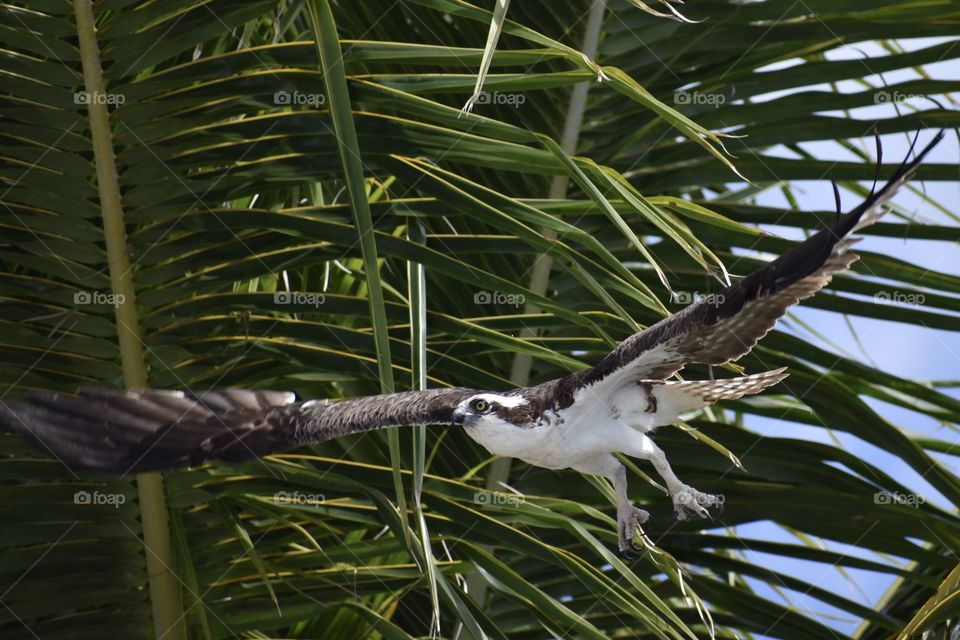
0 387 477 474
544 130 944 410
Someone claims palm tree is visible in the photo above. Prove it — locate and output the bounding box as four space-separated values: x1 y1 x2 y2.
1 1 957 638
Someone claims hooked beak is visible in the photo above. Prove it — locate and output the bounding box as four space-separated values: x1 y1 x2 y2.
451 409 466 426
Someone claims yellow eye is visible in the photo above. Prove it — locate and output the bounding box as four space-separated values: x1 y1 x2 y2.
470 399 489 413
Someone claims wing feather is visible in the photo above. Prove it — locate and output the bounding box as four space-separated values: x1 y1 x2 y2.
0 133 943 471
544 130 943 409
0 387 476 474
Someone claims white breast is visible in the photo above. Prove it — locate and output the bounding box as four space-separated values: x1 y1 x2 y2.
463 402 631 470
465 418 556 465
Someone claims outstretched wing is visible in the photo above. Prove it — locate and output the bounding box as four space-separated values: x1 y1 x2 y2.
0 387 476 474
547 130 944 409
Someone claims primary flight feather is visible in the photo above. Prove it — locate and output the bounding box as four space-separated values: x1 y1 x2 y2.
0 131 943 552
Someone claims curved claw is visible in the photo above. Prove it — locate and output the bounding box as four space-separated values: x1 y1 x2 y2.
672 485 723 521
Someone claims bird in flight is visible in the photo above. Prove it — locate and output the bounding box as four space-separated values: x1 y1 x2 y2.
0 131 943 553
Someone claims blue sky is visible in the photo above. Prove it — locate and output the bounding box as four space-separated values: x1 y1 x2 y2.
707 37 959 637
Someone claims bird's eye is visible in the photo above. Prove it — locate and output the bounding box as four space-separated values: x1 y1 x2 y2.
470 399 489 413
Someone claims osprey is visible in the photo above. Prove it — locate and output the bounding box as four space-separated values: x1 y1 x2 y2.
0 131 942 553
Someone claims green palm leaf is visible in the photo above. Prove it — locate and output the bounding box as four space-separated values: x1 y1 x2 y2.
1 1 957 639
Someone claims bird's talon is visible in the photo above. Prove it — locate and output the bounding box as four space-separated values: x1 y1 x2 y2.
616 504 651 552
671 485 721 521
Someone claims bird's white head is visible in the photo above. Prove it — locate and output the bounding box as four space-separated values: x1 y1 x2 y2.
451 393 533 429
452 392 554 463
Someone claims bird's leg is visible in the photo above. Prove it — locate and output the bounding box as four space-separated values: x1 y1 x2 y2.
572 455 649 553
631 434 722 520
611 462 651 552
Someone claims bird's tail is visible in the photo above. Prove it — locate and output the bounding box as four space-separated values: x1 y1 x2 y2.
663 368 789 404
621 369 789 431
